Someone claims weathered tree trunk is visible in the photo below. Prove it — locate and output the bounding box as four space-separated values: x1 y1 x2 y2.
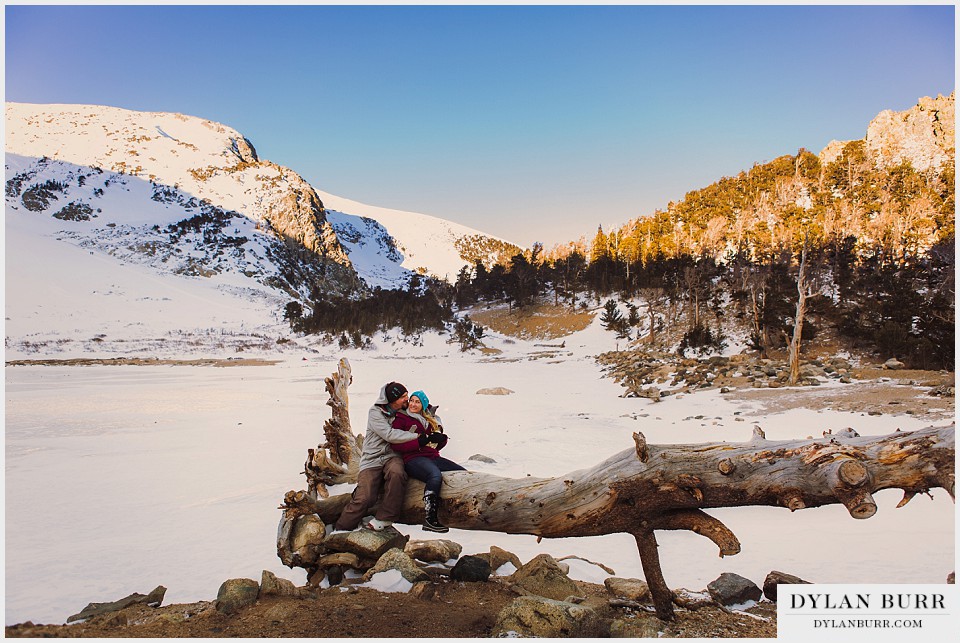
302 358 359 498
788 244 810 385
279 361 955 620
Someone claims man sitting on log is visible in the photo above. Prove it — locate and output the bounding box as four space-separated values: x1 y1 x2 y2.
330 381 433 533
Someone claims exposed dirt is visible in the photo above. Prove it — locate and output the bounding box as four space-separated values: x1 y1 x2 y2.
467 302 594 341
5 577 777 638
730 369 954 422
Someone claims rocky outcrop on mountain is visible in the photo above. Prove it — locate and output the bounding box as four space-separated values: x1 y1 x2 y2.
820 92 955 172
867 92 955 171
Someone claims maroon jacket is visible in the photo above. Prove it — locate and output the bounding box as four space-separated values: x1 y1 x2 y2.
391 410 444 463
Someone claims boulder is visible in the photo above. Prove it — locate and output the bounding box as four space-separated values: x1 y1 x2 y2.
362 548 430 584
215 578 260 614
290 514 326 565
410 581 437 600
259 570 296 598
610 616 662 637
467 454 497 464
317 552 363 570
493 596 604 638
450 555 491 582
476 387 515 395
509 553 579 601
883 358 906 370
707 573 762 607
762 570 811 602
474 545 524 575
67 585 167 622
324 526 408 561
604 577 651 602
404 539 462 563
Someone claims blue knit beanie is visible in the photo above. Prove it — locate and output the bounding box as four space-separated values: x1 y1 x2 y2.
410 390 429 409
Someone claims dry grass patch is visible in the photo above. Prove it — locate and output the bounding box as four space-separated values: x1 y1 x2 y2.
468 303 594 340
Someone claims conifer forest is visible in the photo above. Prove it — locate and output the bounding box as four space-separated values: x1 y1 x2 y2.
290 146 954 370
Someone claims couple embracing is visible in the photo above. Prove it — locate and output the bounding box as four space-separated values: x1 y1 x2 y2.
332 381 465 534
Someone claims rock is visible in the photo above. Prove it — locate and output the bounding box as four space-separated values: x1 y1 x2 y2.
290 514 327 565
883 358 906 370
307 568 327 587
404 539 462 563
610 615 662 637
317 552 362 569
467 453 497 464
707 573 762 607
67 585 167 622
450 555 491 582
474 545 523 574
362 548 430 584
476 387 515 395
604 577 651 602
323 525 408 560
259 570 296 598
509 553 580 601
493 596 604 638
215 578 260 614
762 570 811 602
410 581 437 600
865 93 955 173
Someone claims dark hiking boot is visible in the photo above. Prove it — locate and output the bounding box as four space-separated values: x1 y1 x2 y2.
423 493 449 533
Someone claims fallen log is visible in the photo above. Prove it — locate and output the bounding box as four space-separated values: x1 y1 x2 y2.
279 359 955 620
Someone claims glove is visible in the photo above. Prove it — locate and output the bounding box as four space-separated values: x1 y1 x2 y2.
417 433 433 447
431 433 449 450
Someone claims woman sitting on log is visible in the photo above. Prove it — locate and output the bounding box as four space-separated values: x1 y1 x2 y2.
390 390 466 533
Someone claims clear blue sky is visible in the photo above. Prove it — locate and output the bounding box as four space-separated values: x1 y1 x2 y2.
4 4 955 247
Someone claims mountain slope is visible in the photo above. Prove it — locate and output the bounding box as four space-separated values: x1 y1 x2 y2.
5 102 521 293
5 103 360 297
4 102 520 355
321 191 522 288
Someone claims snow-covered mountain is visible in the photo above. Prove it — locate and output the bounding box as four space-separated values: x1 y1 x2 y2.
4 102 521 355
321 191 522 288
5 102 521 290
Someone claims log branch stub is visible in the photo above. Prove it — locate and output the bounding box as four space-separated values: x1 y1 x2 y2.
896 490 916 508
835 488 878 519
784 494 806 512
717 458 736 475
826 457 878 519
837 459 869 487
633 432 649 463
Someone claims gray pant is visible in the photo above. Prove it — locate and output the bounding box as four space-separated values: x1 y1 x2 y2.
334 457 408 530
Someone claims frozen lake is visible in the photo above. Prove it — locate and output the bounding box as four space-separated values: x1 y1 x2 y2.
4 355 955 625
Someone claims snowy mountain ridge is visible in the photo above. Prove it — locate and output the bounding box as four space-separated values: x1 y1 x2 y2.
5 101 520 293
4 101 520 356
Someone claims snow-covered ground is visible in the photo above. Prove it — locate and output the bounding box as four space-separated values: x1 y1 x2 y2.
4 330 954 625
